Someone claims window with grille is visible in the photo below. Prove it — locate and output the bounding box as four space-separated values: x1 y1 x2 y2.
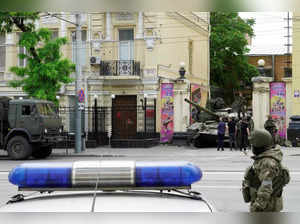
17 33 26 67
51 30 59 40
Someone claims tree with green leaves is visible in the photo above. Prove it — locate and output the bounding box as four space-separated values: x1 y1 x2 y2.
210 12 259 103
0 12 75 104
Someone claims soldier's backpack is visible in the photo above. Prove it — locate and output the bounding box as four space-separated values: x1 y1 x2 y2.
272 164 290 197
242 161 290 202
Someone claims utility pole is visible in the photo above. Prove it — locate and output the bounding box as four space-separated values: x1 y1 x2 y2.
75 13 82 153
47 12 83 153
284 12 292 77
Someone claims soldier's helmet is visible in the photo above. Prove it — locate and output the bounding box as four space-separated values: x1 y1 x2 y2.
249 129 273 148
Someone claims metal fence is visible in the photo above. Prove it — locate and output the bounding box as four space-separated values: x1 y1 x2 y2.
57 103 158 148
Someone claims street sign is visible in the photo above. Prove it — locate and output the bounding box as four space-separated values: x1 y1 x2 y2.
78 89 85 103
79 103 85 110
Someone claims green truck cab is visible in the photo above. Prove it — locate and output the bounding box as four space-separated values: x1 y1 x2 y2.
0 97 63 160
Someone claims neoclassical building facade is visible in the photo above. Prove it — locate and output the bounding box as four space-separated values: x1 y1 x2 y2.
0 12 210 143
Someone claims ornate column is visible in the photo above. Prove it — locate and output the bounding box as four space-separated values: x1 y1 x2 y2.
5 33 14 74
60 13 67 37
252 76 273 129
174 80 190 132
35 19 40 30
136 12 144 39
105 12 112 41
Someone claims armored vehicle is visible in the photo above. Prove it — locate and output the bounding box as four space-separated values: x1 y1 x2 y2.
0 97 63 160
185 99 237 148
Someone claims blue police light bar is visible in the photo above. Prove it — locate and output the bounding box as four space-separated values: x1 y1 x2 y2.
8 161 202 189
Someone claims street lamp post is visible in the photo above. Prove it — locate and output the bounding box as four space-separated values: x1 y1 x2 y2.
179 62 186 79
75 13 82 153
257 59 266 76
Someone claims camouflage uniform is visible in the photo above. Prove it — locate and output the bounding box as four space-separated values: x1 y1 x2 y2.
232 95 246 119
249 146 283 212
242 129 290 212
264 117 277 146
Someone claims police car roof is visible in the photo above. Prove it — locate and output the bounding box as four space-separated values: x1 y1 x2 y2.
0 191 214 212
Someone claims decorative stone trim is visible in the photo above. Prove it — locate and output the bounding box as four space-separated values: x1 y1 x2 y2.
251 76 273 83
282 77 292 83
253 86 270 93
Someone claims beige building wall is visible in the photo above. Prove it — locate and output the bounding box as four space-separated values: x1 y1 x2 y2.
292 12 300 115
0 12 210 134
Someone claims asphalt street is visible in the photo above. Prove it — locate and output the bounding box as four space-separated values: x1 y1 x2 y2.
0 145 299 212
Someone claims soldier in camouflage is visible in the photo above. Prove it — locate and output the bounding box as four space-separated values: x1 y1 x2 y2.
264 115 277 147
242 129 290 212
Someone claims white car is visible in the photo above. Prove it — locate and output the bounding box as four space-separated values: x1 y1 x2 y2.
0 160 215 212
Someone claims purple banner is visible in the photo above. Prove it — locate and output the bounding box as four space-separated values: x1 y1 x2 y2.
270 82 286 139
160 83 174 143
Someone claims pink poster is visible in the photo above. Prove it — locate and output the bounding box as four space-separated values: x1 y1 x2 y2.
270 82 286 139
160 83 174 143
190 84 208 124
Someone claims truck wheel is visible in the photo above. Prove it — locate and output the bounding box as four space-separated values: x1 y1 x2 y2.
7 136 32 160
32 146 52 159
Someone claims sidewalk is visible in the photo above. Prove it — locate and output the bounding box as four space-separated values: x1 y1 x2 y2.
52 145 300 157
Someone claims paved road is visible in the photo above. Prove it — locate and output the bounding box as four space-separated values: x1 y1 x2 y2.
0 146 299 212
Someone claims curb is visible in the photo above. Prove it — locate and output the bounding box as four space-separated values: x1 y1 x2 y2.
51 154 126 158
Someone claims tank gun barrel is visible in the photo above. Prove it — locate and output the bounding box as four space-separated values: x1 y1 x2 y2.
184 98 219 120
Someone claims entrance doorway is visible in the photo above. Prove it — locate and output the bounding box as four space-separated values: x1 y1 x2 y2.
112 95 137 139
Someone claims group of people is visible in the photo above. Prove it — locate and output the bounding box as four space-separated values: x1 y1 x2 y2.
217 115 254 152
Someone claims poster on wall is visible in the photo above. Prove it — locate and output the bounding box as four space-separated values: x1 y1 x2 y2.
270 82 286 139
190 84 208 124
160 83 174 143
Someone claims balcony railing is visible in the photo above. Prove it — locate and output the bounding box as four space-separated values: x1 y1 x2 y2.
100 60 141 76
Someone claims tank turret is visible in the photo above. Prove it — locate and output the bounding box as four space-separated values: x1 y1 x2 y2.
184 98 219 121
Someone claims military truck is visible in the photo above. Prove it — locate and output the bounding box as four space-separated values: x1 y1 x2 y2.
0 97 63 160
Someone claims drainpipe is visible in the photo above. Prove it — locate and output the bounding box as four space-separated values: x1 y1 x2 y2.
272 55 275 80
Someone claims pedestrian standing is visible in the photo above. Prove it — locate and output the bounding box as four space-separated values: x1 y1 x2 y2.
247 115 254 134
217 117 226 151
242 129 290 212
227 117 237 151
240 117 250 152
264 115 277 147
